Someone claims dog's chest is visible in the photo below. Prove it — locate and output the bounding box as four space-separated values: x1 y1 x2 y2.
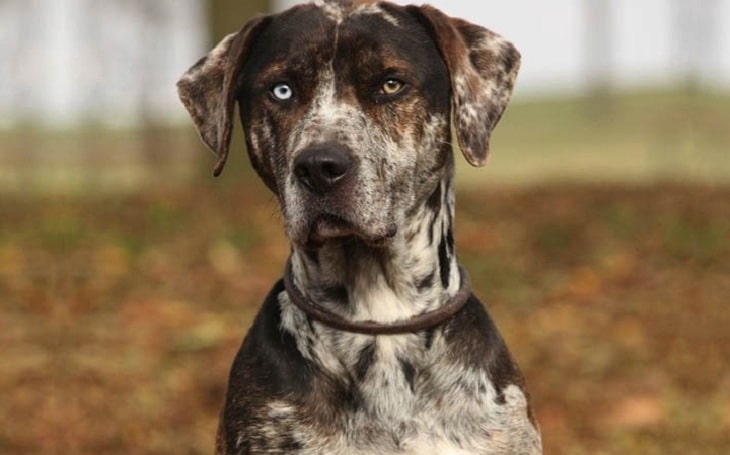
275 299 540 454
262 351 538 454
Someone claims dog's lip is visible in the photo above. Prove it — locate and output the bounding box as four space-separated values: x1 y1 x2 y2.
309 214 357 243
306 214 398 247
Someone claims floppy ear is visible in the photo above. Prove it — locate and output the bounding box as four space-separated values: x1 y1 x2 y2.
409 6 520 167
176 17 268 176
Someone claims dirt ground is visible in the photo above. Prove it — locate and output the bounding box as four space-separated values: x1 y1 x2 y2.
2 182 729 454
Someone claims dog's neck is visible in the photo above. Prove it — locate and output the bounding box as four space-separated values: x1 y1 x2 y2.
289 172 461 324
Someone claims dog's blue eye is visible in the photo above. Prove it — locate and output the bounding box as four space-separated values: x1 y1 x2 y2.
271 83 293 101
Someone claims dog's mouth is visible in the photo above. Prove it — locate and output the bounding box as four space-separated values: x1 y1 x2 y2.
308 214 357 245
306 214 397 248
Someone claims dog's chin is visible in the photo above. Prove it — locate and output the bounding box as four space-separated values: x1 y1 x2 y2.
301 215 397 249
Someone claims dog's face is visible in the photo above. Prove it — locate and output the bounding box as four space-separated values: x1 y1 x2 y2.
178 0 520 248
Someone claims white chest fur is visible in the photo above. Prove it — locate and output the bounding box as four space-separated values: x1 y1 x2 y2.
276 293 541 454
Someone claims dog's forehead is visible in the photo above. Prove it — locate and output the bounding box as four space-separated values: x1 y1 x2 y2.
311 0 401 25
247 1 439 78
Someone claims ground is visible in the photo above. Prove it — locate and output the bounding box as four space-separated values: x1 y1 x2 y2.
2 182 729 454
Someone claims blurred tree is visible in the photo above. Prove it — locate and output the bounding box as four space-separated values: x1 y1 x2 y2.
671 0 721 94
209 0 271 42
583 0 613 115
133 0 171 165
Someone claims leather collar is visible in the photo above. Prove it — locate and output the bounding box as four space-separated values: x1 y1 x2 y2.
283 257 472 335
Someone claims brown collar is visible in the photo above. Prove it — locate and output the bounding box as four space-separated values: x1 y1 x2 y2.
283 258 472 335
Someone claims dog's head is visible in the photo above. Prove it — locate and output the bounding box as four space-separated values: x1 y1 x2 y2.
178 0 519 248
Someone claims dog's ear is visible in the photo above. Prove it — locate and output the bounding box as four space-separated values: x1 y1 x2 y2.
176 17 268 176
409 6 520 167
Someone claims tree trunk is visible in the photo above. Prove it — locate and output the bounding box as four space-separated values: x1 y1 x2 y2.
583 0 612 115
209 0 270 42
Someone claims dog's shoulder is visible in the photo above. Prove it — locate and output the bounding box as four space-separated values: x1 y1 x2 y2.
219 282 354 453
229 280 312 395
444 294 528 394
218 281 312 453
441 295 540 439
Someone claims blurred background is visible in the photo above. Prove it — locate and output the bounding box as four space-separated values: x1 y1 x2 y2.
1 0 728 453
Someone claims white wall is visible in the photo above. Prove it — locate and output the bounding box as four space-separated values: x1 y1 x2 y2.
0 0 208 128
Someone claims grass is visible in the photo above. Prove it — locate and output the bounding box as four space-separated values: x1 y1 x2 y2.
1 88 729 194
0 126 202 195
468 89 730 185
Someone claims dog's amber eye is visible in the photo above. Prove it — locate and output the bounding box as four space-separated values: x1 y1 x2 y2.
381 79 405 96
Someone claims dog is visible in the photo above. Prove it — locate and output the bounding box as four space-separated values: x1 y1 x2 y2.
177 0 541 453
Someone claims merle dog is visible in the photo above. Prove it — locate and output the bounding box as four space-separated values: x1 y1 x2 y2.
177 0 541 453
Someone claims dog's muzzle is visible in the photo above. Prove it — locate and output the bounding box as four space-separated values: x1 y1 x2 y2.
291 143 364 245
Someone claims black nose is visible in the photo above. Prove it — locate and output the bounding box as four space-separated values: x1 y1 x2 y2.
293 144 353 194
